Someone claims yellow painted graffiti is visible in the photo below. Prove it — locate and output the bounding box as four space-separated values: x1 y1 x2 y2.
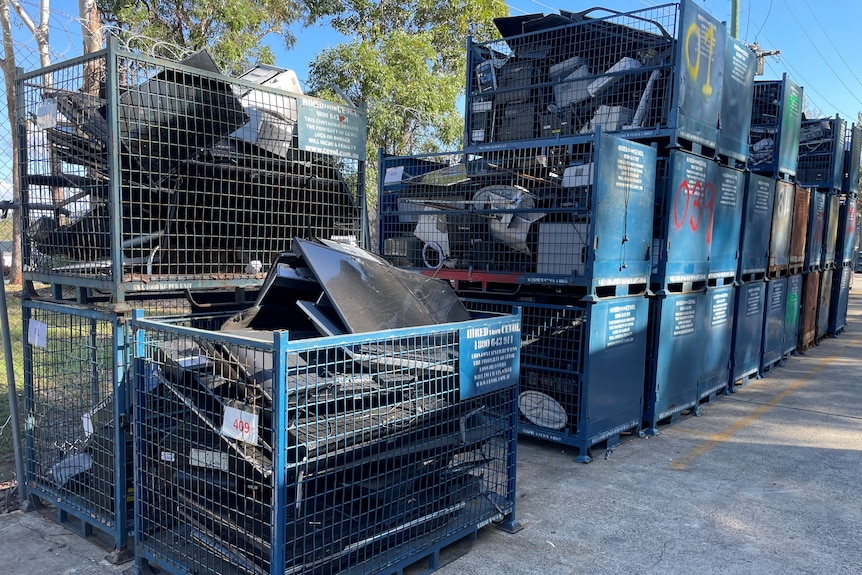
685 21 716 98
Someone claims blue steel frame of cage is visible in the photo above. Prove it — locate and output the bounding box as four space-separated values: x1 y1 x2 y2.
376 131 657 296
130 308 522 574
16 37 368 301
22 299 131 554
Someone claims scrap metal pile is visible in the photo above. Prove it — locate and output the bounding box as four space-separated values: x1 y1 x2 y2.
24 51 358 276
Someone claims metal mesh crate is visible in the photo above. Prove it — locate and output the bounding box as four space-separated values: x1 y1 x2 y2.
783 274 802 358
768 180 794 276
378 133 656 298
749 74 803 179
651 150 716 292
460 294 648 462
738 172 775 280
822 194 840 269
843 124 862 194
799 271 819 351
804 190 827 273
836 194 859 266
709 165 745 282
644 290 707 433
717 35 756 167
828 265 852 336
796 116 846 190
21 296 223 555
815 269 833 342
789 186 810 272
17 40 364 301
760 277 787 373
700 284 735 398
131 311 520 575
730 280 765 385
465 0 725 151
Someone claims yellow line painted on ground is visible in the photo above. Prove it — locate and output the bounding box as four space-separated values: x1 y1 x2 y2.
669 353 841 471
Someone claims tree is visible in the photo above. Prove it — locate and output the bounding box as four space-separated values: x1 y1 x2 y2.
305 0 504 177
1 0 57 285
97 0 307 73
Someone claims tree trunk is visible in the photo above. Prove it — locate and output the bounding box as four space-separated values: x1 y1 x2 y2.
1 0 22 285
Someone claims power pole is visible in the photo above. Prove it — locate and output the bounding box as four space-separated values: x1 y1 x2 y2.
731 0 740 39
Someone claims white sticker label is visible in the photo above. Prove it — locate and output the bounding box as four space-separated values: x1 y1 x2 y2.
384 165 405 184
36 98 58 128
28 319 48 348
82 412 94 438
221 404 259 445
189 449 228 471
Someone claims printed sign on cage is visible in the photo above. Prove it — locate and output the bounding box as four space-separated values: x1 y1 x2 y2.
459 315 522 400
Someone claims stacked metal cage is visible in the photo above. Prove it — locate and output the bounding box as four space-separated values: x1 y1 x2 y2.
728 172 773 389
748 74 803 181
131 310 520 575
378 133 656 298
15 40 366 557
378 131 656 462
17 39 364 302
828 125 861 336
464 0 725 154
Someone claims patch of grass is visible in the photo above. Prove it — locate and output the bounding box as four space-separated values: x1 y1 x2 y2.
0 290 25 484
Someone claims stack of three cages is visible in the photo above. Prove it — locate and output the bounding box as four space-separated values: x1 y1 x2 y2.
382 0 748 455
797 120 861 350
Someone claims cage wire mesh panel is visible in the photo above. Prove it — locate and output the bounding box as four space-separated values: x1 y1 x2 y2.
17 41 363 297
378 133 656 298
465 0 725 152
22 300 132 549
796 116 846 190
749 74 803 179
132 313 519 575
460 295 648 462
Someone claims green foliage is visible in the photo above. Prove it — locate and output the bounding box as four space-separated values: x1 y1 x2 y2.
305 0 505 203
97 0 307 73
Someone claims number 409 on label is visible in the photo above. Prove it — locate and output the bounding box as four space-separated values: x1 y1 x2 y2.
221 404 259 445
